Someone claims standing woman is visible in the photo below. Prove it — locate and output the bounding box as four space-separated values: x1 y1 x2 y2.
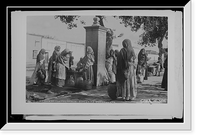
117 39 137 101
136 48 148 83
30 49 46 85
47 46 60 85
105 49 116 83
161 49 168 91
82 46 95 85
55 49 70 87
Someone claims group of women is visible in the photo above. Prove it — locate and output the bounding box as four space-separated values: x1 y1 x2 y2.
30 45 95 87
30 38 168 100
106 39 168 101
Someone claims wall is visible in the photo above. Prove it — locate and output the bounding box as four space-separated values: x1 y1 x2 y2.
66 42 85 67
42 38 67 64
26 34 86 69
26 34 42 67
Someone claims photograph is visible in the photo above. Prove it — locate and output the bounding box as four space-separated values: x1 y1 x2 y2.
25 15 168 104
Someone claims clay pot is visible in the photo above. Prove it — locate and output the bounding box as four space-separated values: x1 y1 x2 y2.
107 83 118 100
75 77 84 88
83 80 93 90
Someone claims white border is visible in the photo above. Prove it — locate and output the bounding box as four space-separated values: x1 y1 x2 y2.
11 7 188 129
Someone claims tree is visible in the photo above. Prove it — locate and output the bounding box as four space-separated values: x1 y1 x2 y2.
55 15 168 62
118 16 168 61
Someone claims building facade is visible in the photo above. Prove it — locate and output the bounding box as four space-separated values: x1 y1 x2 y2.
26 33 120 69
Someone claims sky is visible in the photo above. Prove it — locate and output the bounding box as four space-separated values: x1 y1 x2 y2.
27 15 168 52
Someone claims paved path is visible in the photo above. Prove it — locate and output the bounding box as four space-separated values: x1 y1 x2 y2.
26 73 167 104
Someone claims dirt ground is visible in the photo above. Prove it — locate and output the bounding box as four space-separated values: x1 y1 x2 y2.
26 72 167 104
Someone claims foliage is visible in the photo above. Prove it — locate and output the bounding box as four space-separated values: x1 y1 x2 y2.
54 15 168 58
118 16 168 47
54 15 80 29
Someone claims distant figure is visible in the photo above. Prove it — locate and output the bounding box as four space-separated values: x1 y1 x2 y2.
47 46 60 85
30 49 46 85
136 48 148 83
144 53 150 80
55 49 70 87
117 39 137 101
155 59 161 76
105 49 116 83
161 49 168 91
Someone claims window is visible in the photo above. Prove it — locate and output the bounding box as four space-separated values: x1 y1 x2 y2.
32 50 38 59
35 41 40 47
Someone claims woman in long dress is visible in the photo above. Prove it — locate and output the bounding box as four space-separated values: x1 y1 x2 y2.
55 49 70 87
81 46 95 85
47 46 60 85
117 39 137 101
136 48 148 83
30 49 46 85
161 49 168 91
105 49 116 83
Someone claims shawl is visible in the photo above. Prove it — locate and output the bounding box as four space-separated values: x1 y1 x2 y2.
36 49 45 64
51 50 60 62
138 48 147 65
56 49 70 68
118 39 136 70
122 39 136 61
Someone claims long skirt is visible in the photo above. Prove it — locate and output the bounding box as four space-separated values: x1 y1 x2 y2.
55 63 66 87
47 60 57 85
30 63 40 84
105 62 116 83
144 66 148 80
161 68 168 90
83 65 94 85
137 68 145 83
30 62 46 85
117 68 137 100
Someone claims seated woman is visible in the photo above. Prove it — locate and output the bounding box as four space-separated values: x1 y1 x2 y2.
77 46 95 85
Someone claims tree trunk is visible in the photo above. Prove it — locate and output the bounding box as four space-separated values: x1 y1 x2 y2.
157 35 165 70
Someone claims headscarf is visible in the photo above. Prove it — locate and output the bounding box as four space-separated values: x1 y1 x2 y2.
36 49 45 63
52 46 60 61
86 46 95 62
87 46 94 55
138 48 147 65
54 45 61 52
122 39 136 61
118 39 136 70
56 49 70 67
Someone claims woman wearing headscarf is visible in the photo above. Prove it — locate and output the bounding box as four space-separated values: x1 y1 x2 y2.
117 39 137 101
81 46 95 85
105 49 116 83
55 49 70 87
136 48 148 83
47 46 60 85
30 49 46 85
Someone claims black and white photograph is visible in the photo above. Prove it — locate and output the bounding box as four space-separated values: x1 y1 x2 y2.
7 6 190 130
25 15 168 104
